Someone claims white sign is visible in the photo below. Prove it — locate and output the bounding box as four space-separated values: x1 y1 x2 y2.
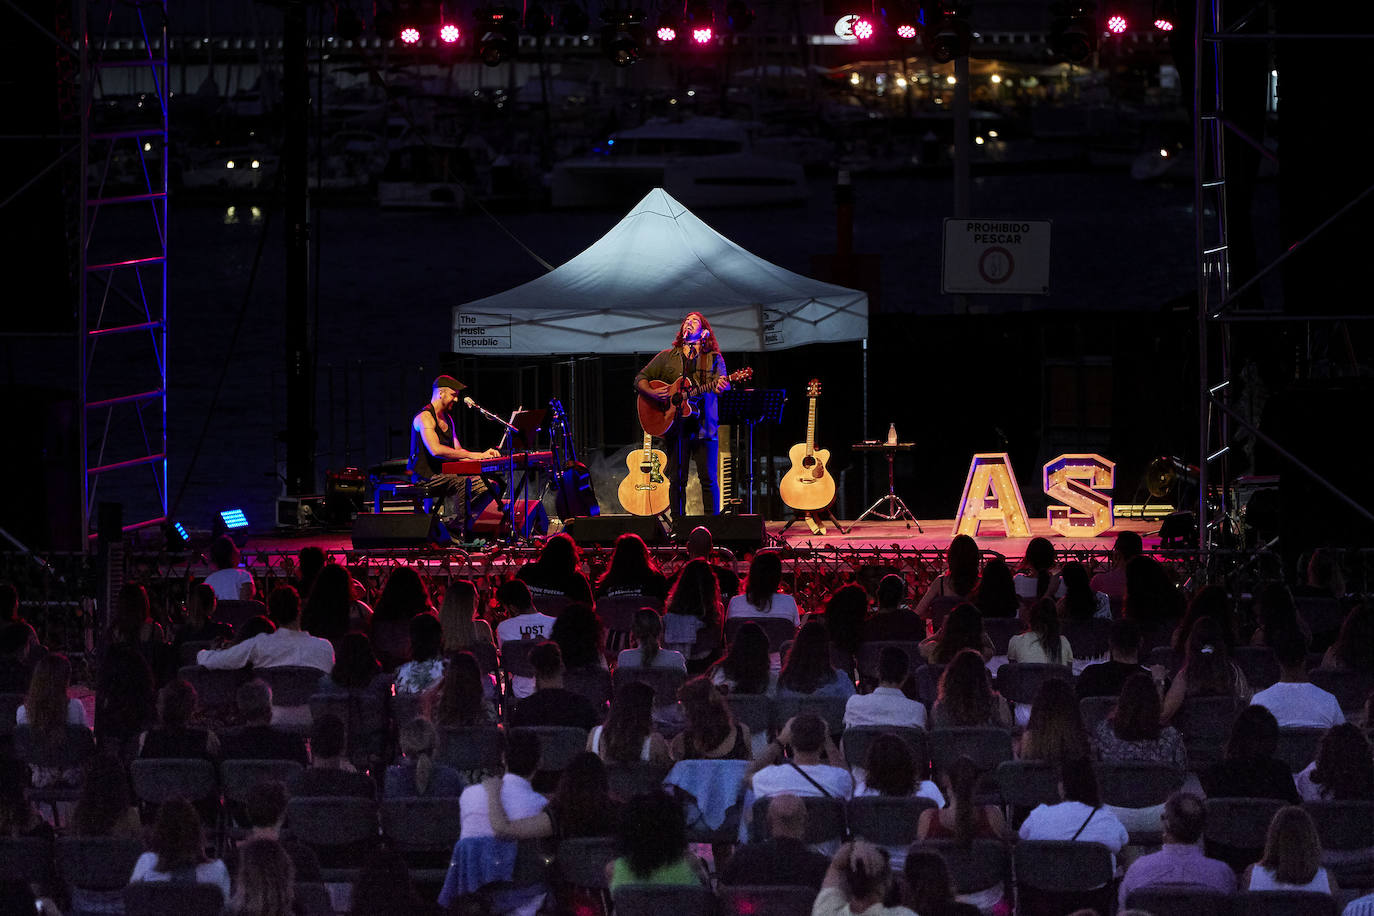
941 218 1052 295
453 311 512 351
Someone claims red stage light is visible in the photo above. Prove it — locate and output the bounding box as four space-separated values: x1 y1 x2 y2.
1153 16 1174 29
895 22 917 39
691 25 713 42
440 23 460 42
657 25 677 40
1105 13 1127 32
400 26 421 43
852 17 874 39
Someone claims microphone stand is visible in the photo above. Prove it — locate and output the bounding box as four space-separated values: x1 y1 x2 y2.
466 397 518 542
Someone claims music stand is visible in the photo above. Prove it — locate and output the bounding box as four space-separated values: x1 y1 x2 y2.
499 409 548 542
719 388 787 515
852 441 922 530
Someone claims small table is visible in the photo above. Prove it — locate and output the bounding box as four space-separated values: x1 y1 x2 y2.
852 441 922 530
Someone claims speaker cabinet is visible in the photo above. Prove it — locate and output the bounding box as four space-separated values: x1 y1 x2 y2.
351 513 435 548
564 515 666 546
671 515 765 553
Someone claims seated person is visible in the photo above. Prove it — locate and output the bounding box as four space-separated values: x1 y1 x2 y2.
813 839 917 916
218 680 309 766
749 713 853 800
288 714 375 798
128 798 232 901
607 790 709 892
718 793 829 889
492 580 556 700
235 780 322 882
1075 619 1151 699
858 574 927 644
385 718 464 798
196 585 333 674
1118 792 1235 909
139 679 219 760
203 534 256 600
844 645 926 729
1250 635 1345 729
508 641 601 731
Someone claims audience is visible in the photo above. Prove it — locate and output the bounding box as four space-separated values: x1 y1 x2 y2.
664 558 724 673
219 680 309 766
237 780 322 881
854 733 943 805
1122 555 1185 636
1075 619 1151 699
1057 560 1110 622
915 535 981 622
507 641 600 730
1242 805 1335 895
595 533 669 602
1018 677 1091 764
371 566 433 666
1017 760 1129 867
94 640 157 754
1090 530 1142 602
288 713 374 797
916 755 1013 915
174 583 232 648
0 582 41 671
71 753 141 838
749 713 852 800
1117 791 1236 908
670 676 752 760
708 620 775 694
971 557 1019 620
128 797 231 901
1093 672 1186 768
823 584 869 665
844 645 925 729
435 650 499 727
393 611 446 695
678 525 740 598
1250 582 1310 649
204 535 256 601
0 758 52 839
493 579 555 700
608 790 708 891
19 652 87 787
617 607 687 672
482 750 621 842
719 793 830 889
1006 598 1073 666
318 631 383 692
1251 633 1345 728
813 840 915 916
386 717 462 797
727 550 799 625
1160 615 1251 724
1199 704 1300 803
438 579 495 653
356 848 439 916
902 850 981 916
517 532 595 609
549 602 607 672
301 563 372 644
588 681 670 765
860 573 927 642
196 585 333 674
1014 537 1064 608
1295 722 1374 802
932 648 1012 728
139 678 218 760
921 603 994 664
778 619 855 699
227 837 294 916
1171 583 1237 655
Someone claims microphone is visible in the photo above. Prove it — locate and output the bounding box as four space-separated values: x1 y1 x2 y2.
463 396 477 409
701 328 710 337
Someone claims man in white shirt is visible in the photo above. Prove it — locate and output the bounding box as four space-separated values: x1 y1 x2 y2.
1250 635 1345 729
203 535 257 600
493 579 556 699
196 585 333 673
844 646 926 729
749 713 853 800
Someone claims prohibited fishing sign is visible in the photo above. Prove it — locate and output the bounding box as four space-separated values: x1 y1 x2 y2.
941 218 1052 294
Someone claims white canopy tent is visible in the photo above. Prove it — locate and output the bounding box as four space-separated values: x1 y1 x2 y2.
452 188 868 355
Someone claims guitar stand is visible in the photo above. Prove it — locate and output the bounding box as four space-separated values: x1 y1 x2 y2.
779 507 850 537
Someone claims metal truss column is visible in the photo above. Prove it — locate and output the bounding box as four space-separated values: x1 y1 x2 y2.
79 0 170 541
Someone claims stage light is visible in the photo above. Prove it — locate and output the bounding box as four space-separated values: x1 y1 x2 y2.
475 6 520 64
1049 0 1097 62
656 10 680 42
657 22 677 40
852 16 874 38
600 8 645 65
685 2 714 43
725 0 755 29
923 1 972 62
220 509 249 530
1151 0 1175 30
165 521 189 549
895 22 918 38
1153 16 1173 29
1105 12 1127 32
400 25 421 42
440 22 461 41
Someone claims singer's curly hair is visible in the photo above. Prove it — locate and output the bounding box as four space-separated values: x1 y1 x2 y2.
674 312 720 353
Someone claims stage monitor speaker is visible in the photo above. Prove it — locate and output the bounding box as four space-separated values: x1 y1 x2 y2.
351 512 434 548
672 514 765 553
472 499 549 536
564 515 666 546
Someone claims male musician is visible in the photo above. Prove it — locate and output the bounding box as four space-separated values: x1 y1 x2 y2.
634 312 730 517
410 375 500 533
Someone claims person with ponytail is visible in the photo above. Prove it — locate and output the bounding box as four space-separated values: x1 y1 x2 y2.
617 607 687 671
385 718 463 797
916 756 1012 914
1013 538 1063 613
1007 598 1073 666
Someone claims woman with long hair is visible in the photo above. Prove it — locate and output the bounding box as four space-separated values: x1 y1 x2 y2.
972 557 1019 619
1322 602 1374 673
707 620 773 694
608 790 707 891
1250 582 1310 649
1242 806 1335 895
823 584 868 661
922 602 995 664
323 632 383 690
1296 723 1374 802
916 755 1012 914
1056 561 1109 622
777 619 854 698
932 648 1012 728
664 558 723 672
434 651 498 727
174 582 231 647
915 535 982 621
437 579 494 652
110 583 165 647
384 718 464 797
589 681 669 765
20 652 88 787
139 678 218 760
484 751 622 841
902 850 982 916
550 602 607 672
669 676 751 760
1199 704 1300 803
1123 555 1185 634
1018 677 1091 764
1091 671 1186 835
1170 583 1237 654
726 550 799 625
856 733 943 804
72 752 141 838
301 562 373 642
128 797 231 900
1160 615 1251 724
393 612 446 695
228 837 295 916
373 566 433 624
617 607 686 671
1007 598 1072 666
1014 538 1062 610
595 533 668 601
517 532 594 608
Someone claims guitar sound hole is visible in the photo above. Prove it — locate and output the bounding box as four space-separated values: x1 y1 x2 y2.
802 456 816 469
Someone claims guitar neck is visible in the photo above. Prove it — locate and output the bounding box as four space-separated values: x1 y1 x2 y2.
643 432 653 457
806 395 817 456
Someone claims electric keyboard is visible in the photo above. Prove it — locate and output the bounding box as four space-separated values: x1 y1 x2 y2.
441 451 556 475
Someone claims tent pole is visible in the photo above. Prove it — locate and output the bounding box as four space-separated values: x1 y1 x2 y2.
862 338 869 514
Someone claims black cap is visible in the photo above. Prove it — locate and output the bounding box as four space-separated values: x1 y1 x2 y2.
433 374 466 391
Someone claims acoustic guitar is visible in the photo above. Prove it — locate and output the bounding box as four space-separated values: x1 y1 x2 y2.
779 378 836 512
617 432 671 517
637 367 754 438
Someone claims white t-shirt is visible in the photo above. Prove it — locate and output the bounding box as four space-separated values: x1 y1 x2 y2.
1250 682 1345 730
752 762 853 800
196 627 335 673
811 886 917 916
204 567 255 600
129 852 231 902
1014 574 1066 601
1247 864 1333 895
459 773 548 839
726 594 800 626
843 686 927 729
852 779 945 807
1018 801 1130 863
495 612 556 645
17 698 88 727
1006 632 1074 665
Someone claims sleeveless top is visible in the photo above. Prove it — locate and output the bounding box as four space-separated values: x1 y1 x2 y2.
409 403 453 480
680 723 750 760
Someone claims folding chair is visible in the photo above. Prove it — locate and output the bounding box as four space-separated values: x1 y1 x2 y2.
772 694 849 739
309 690 387 766
255 666 324 706
612 883 717 916
14 724 96 822
220 758 304 803
1078 695 1117 734
1062 618 1112 660
124 882 225 916
1172 695 1246 768
1012 840 1115 916
555 835 619 890
56 836 144 916
437 725 506 772
841 726 929 776
994 662 1073 707
380 796 464 883
1275 727 1326 773
213 599 267 630
919 838 1010 899
751 795 846 846
913 664 946 709
845 795 933 854
723 693 773 741
718 885 818 916
510 725 588 774
994 759 1060 825
1125 885 1232 916
130 757 218 807
725 616 797 654
666 758 752 845
1203 796 1284 871
929 727 1014 778
599 594 659 650
286 795 379 882
1306 799 1374 890
1096 760 1186 845
1233 646 1282 691
563 666 614 713
613 665 688 708
982 618 1023 657
293 882 334 916
1234 890 1338 916
605 761 670 803
499 639 540 685
0 835 55 895
179 665 250 711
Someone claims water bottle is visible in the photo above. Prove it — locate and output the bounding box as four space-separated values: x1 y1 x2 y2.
887 422 898 446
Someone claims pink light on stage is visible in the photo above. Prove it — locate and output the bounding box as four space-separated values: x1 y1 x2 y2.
657 24 677 40
400 26 421 43
440 23 460 41
895 23 917 39
1153 16 1173 29
691 25 713 42
852 16 874 39
1105 13 1127 32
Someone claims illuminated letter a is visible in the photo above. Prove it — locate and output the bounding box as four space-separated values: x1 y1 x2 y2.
953 453 1031 538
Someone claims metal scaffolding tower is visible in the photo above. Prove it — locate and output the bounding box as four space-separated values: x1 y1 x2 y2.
79 0 170 540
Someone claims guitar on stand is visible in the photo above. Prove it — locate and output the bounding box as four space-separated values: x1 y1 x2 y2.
637 367 754 437
779 379 847 536
549 398 599 521
617 431 672 517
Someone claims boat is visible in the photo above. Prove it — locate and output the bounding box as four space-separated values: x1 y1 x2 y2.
550 116 807 209
377 140 467 210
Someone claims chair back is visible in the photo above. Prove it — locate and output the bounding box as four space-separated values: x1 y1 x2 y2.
219 758 305 804
255 666 324 706
293 882 333 916
130 757 219 805
286 795 380 848
845 795 933 847
982 617 1022 656
723 693 772 738
929 726 1014 776
1172 695 1246 765
751 795 846 845
1307 799 1374 888
0 835 55 889
380 796 464 853
555 835 620 888
1308 667 1374 713
599 594 661 635
853 641 922 683
563 666 614 712
613 665 688 708
213 599 266 630
1095 760 1185 809
994 662 1073 706
1013 840 1115 916
56 836 145 892
1274 726 1326 773
436 725 506 771
1203 796 1284 868
1235 890 1338 916
994 759 1060 815
912 664 945 708
1295 597 1346 642
724 615 797 653
178 665 250 710
499 639 540 680
611 883 716 916
1077 694 1117 734
460 641 501 679
605 761 671 802
1062 618 1112 659
771 694 848 738
1124 885 1232 916
13 723 96 770
717 885 818 916
510 725 588 773
1233 646 1281 690
918 838 1010 896
841 726 929 776
308 690 387 759
124 882 225 916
